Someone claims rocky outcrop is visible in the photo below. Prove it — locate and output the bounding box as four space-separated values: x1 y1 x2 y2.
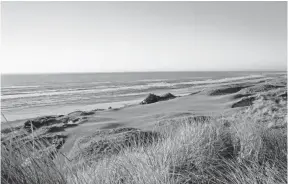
140 93 176 105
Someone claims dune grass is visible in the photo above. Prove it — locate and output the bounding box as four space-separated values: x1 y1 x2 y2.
2 97 287 184
1 131 67 184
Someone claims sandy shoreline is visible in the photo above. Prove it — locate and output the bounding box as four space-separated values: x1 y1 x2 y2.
1 74 283 128
1 74 275 122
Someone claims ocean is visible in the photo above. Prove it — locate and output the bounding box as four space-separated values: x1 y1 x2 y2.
0 71 280 121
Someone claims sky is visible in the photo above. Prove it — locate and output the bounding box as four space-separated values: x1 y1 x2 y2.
1 1 287 73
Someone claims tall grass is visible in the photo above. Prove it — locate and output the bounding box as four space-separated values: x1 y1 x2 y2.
1 129 67 184
2 99 287 184
67 116 286 184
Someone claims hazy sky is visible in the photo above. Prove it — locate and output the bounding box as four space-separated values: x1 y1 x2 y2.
2 1 287 73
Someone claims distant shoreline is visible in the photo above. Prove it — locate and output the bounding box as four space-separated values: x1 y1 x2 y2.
1 70 286 75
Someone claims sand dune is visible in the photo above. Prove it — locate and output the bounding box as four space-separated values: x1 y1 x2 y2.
206 85 249 96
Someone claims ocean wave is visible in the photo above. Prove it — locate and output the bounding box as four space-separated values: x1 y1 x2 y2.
112 92 149 97
173 74 264 86
135 79 169 82
1 82 170 100
1 74 264 100
90 81 112 84
1 85 40 89
1 88 102 99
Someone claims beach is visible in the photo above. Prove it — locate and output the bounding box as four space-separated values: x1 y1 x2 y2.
2 72 287 184
2 72 286 152
1 71 281 121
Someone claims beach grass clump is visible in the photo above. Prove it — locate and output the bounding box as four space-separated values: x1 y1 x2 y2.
68 128 162 165
1 130 67 184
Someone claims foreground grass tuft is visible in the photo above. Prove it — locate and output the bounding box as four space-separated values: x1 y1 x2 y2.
1 131 67 184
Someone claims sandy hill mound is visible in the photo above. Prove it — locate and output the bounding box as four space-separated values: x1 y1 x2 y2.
205 84 251 96
238 84 284 95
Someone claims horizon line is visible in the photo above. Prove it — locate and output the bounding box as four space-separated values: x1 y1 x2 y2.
1 70 287 75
